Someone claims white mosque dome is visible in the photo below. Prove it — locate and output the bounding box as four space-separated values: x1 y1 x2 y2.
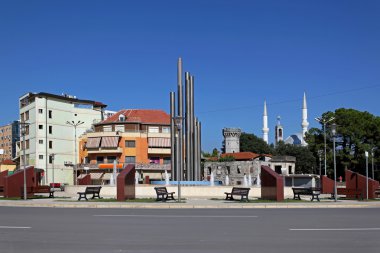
284 132 307 146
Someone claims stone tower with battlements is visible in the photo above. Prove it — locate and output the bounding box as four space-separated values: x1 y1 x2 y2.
222 128 241 153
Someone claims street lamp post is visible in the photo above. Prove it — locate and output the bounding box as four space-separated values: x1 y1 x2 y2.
315 116 335 176
331 123 337 202
20 121 29 200
365 151 369 200
371 147 376 180
318 150 323 188
50 153 55 187
173 116 183 203
66 121 84 185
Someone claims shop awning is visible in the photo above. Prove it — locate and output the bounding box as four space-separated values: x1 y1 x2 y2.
102 173 119 180
148 137 171 148
101 137 119 148
86 137 101 148
90 172 103 180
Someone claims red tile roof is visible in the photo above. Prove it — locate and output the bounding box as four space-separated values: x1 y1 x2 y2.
100 109 170 125
221 152 261 161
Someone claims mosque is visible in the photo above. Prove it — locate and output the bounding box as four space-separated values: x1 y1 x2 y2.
262 92 309 146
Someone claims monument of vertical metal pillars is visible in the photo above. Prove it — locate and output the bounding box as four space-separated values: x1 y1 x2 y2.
170 58 202 181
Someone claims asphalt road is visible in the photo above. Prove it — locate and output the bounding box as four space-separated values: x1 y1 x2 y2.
0 207 379 253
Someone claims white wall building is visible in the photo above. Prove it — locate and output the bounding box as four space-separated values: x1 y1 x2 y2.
19 92 107 185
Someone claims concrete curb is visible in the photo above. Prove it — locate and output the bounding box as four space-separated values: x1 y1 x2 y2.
0 200 378 209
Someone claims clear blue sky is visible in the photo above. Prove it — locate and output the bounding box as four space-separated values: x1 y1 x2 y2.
1 0 379 152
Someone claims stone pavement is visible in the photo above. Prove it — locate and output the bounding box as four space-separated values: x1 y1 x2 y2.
1 196 380 209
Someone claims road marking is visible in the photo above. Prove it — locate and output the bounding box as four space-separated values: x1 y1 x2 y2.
0 226 31 229
290 228 380 231
94 215 258 218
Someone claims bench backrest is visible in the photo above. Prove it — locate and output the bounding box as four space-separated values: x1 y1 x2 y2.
231 187 250 195
154 187 168 194
33 185 51 193
292 188 312 194
85 186 102 194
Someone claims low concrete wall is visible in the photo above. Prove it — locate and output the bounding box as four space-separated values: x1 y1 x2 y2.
64 185 294 199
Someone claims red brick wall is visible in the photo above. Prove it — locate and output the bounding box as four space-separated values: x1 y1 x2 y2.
4 166 36 198
0 170 8 187
261 165 284 201
78 174 91 185
117 164 135 201
345 170 380 199
321 176 335 194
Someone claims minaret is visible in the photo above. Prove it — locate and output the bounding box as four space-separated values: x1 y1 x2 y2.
275 116 283 145
301 92 309 137
262 100 269 144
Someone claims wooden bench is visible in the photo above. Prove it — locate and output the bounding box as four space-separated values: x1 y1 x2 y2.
50 183 65 192
77 186 102 201
331 188 363 200
20 186 54 198
292 187 320 201
224 187 250 202
154 187 175 201
34 185 55 198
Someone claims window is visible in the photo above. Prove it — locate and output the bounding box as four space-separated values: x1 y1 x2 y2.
49 155 53 164
125 156 136 164
39 125 43 130
20 113 24 121
115 125 124 132
25 140 29 149
162 127 170 133
125 140 136 148
48 110 52 119
163 157 171 164
25 125 29 135
38 109 43 114
49 141 53 149
39 155 43 160
107 156 117 164
149 157 160 164
96 156 104 164
39 140 43 144
148 126 159 133
49 126 52 134
103 125 112 132
25 111 29 120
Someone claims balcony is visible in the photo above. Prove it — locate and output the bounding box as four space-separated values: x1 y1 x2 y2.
148 148 171 155
87 147 123 154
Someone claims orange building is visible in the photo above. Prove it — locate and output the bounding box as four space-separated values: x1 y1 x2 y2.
79 109 171 183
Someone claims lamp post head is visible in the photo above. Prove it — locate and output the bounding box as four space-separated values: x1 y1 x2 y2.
331 123 337 137
365 151 369 158
173 116 183 131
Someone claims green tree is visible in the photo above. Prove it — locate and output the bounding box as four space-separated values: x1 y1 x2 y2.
202 148 220 158
239 132 273 154
305 108 380 180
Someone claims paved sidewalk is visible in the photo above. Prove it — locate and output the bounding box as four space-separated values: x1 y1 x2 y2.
1 197 380 209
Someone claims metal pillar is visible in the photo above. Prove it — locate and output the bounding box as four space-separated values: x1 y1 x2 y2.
170 92 176 180
189 75 195 181
21 123 27 200
177 58 183 182
185 72 191 181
